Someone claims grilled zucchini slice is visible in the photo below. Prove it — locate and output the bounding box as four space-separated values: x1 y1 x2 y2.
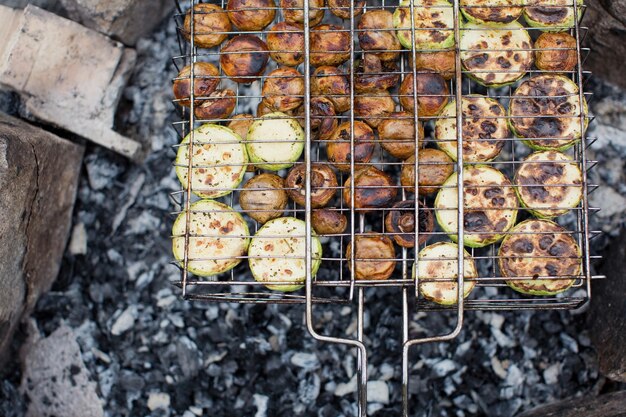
175 124 248 199
460 0 522 25
435 165 518 247
499 219 581 295
435 95 508 162
509 74 587 151
514 150 582 218
246 112 305 171
172 200 250 277
460 22 533 87
393 0 455 51
523 0 583 31
413 242 477 305
249 217 322 291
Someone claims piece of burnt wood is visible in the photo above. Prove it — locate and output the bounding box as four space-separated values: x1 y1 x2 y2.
516 391 626 417
585 1 626 88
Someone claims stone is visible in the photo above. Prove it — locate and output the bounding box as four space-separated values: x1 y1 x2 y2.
0 5 142 160
68 222 87 255
110 306 137 336
589 229 626 382
147 392 171 411
0 113 83 362
516 391 626 417
60 0 174 46
290 352 320 371
585 1 626 88
367 381 390 404
19 322 104 417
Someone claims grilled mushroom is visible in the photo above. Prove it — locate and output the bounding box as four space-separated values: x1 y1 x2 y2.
393 0 455 50
435 165 519 248
399 73 449 118
240 173 288 223
296 96 338 140
194 89 237 120
410 50 456 80
346 234 396 280
285 163 338 208
257 100 300 118
354 54 400 94
460 22 533 87
326 121 376 172
312 209 348 235
220 35 269 83
435 95 508 162
460 0 523 25
358 10 401 62
281 0 325 26
329 0 365 19
183 3 231 49
227 0 276 31
400 149 454 195
354 90 396 128
523 0 583 30
262 67 304 112
267 22 305 67
535 32 577 73
499 219 580 295
385 200 434 248
173 63 220 107
311 66 351 113
310 24 351 67
378 112 425 160
227 114 254 140
343 166 397 213
509 74 587 151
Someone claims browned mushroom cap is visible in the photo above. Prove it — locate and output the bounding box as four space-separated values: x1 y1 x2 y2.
385 200 434 248
296 97 338 141
173 62 220 108
357 10 401 62
354 90 396 129
326 121 375 172
346 234 396 280
399 73 450 117
183 3 231 49
262 67 304 112
354 54 401 94
410 50 456 80
285 163 338 208
281 0 325 26
328 0 365 19
535 32 577 73
227 114 254 140
378 112 425 160
256 100 300 118
312 209 348 235
343 166 397 213
401 149 454 195
310 24 351 67
194 89 237 120
227 0 276 31
311 66 351 113
220 35 269 83
239 173 288 224
267 22 305 67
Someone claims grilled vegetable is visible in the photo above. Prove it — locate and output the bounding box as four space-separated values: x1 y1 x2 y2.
354 90 396 128
399 73 449 118
329 0 365 19
435 96 508 162
246 112 305 171
393 0 455 51
183 3 231 49
354 55 400 94
220 35 269 83
343 167 397 213
172 63 220 107
410 50 456 80
257 100 300 118
310 24 351 67
227 0 276 31
413 242 477 305
281 0 325 26
385 200 434 248
435 165 518 247
326 121 375 172
400 149 454 195
378 112 425 160
460 22 533 87
523 0 583 31
460 0 522 25
194 89 237 120
267 22 305 67
514 150 582 218
249 217 323 291
499 219 580 295
227 114 254 140
285 163 337 208
346 234 396 280
311 66 351 113
312 209 347 235
239 173 288 223
509 74 588 151
262 67 304 112
175 124 248 198
358 10 401 62
534 32 577 73
172 199 250 276
296 97 338 141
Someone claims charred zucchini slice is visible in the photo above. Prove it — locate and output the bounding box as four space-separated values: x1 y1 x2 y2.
460 0 522 25
499 219 581 295
413 242 477 305
393 0 455 51
514 150 582 218
435 165 518 247
175 124 248 199
249 217 322 292
435 95 508 162
509 75 588 151
172 199 250 277
246 112 305 171
460 22 533 87
523 0 583 31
